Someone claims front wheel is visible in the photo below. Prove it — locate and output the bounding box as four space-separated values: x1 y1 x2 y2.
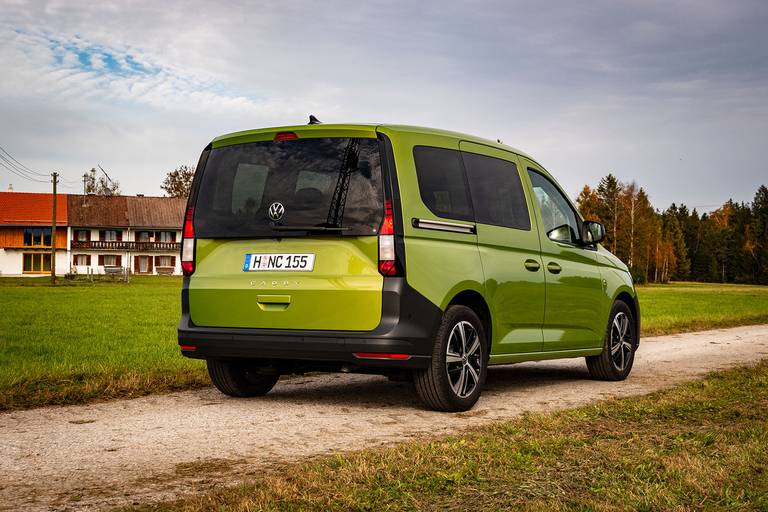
414 305 488 412
207 360 280 397
586 300 637 381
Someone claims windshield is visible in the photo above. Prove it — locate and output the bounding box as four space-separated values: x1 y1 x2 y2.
194 137 384 238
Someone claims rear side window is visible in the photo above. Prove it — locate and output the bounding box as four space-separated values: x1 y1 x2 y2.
413 146 473 221
194 138 383 238
461 152 530 230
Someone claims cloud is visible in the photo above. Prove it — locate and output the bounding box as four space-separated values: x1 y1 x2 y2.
0 0 766 208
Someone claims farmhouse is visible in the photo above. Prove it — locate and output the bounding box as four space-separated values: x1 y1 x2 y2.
0 191 185 276
0 192 69 275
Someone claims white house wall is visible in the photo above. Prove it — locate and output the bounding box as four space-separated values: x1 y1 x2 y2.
0 248 70 277
69 228 182 276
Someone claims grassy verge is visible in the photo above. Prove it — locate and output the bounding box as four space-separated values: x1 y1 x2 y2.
638 282 768 336
1 280 766 411
130 361 768 512
0 276 207 411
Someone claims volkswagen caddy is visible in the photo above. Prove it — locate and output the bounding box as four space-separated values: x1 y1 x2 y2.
178 122 639 412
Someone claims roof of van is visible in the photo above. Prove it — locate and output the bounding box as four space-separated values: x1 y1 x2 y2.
210 123 535 162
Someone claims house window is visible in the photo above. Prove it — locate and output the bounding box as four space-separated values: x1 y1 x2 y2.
159 231 173 242
159 255 173 267
23 228 52 247
103 255 117 266
74 254 90 266
77 230 89 242
23 253 51 273
137 231 150 242
139 256 149 273
104 230 117 241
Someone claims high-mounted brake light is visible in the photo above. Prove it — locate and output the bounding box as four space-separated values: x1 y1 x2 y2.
181 207 195 276
378 199 400 276
274 132 298 141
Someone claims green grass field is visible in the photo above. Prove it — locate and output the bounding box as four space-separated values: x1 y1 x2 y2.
131 361 768 512
639 282 768 336
0 276 207 410
1 278 767 411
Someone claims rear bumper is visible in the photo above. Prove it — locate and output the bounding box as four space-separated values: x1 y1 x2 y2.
178 277 441 370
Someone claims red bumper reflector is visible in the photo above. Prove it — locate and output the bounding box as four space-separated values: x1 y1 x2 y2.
179 345 197 351
353 352 411 360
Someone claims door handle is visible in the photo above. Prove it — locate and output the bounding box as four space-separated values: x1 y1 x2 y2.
547 262 562 274
524 259 541 272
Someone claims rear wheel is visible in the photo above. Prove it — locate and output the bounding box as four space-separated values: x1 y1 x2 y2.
207 360 280 397
586 301 637 380
414 305 487 412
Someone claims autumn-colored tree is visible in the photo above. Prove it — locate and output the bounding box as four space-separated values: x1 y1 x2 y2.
161 165 195 198
575 185 601 220
575 175 768 285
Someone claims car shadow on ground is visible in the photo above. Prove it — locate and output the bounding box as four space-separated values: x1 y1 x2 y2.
249 360 593 410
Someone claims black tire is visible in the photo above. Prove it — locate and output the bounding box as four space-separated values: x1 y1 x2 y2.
586 300 637 381
414 305 488 412
206 360 280 397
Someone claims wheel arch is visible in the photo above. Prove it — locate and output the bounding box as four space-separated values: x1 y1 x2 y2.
614 290 640 346
447 289 492 351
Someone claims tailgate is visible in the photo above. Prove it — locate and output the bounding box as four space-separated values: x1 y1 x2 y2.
189 237 383 331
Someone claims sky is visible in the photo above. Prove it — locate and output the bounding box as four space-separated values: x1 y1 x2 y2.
0 0 766 211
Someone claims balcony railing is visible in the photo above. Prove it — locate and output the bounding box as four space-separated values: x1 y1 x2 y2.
71 240 181 251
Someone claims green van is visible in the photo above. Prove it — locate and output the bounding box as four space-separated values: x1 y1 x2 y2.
178 122 639 411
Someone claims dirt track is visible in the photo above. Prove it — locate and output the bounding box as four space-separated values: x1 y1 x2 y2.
2 324 768 511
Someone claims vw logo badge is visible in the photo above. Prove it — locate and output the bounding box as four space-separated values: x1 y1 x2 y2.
268 202 285 221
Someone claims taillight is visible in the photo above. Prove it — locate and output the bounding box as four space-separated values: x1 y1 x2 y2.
378 199 400 276
181 207 195 276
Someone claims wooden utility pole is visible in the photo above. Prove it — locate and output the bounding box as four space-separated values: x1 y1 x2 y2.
51 172 59 285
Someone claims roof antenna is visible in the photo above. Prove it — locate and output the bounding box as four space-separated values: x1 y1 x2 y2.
308 115 322 125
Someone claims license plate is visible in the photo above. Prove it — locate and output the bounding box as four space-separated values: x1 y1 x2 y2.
243 253 315 272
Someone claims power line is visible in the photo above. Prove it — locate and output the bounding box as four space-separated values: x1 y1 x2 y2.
0 152 46 182
0 144 85 187
0 145 49 177
0 159 49 183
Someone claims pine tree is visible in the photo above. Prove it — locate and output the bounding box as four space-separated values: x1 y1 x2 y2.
752 185 768 284
596 174 622 254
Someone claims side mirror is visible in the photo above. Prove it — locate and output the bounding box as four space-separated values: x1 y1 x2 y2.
582 220 605 244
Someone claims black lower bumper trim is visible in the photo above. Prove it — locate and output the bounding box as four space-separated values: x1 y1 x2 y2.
177 277 441 371
179 335 431 369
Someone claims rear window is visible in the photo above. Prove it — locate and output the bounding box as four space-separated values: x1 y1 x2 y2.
194 138 384 238
413 146 473 221
461 152 530 230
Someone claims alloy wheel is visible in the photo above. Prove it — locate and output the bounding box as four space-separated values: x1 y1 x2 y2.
445 320 483 398
610 312 633 371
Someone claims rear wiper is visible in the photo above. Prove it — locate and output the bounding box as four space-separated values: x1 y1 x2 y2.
271 225 351 232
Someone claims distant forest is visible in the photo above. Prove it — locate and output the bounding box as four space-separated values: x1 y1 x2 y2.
576 176 768 285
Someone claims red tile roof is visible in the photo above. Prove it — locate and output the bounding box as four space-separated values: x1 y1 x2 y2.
0 192 68 226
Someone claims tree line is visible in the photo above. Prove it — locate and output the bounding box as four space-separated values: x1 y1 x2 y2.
577 174 768 285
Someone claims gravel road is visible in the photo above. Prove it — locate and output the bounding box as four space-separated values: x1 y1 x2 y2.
2 324 768 511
